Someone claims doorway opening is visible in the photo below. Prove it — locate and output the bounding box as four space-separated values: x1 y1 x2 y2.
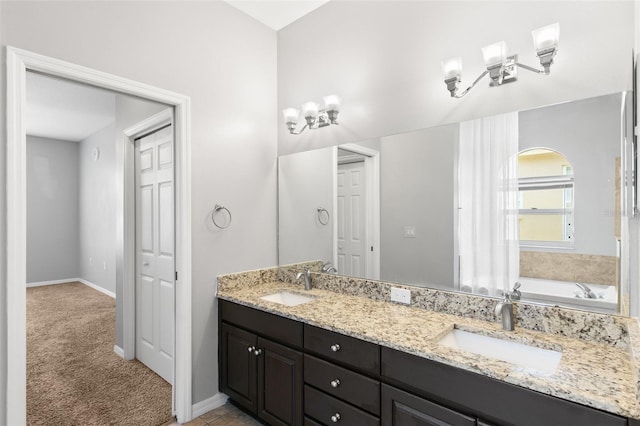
7 47 193 424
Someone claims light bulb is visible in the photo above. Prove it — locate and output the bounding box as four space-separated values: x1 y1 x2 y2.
482 41 507 68
302 101 319 118
532 22 560 54
441 57 462 80
323 95 341 112
282 108 299 124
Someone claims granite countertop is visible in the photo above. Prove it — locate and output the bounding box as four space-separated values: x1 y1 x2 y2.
217 277 640 419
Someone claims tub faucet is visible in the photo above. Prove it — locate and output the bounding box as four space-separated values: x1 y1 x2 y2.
321 262 337 274
295 269 312 291
495 282 521 331
575 282 597 299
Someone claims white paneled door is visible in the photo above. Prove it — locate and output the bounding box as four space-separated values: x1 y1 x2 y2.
135 125 174 384
337 160 367 277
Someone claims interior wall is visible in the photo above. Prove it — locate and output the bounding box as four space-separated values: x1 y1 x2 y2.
78 123 116 293
1 0 277 407
26 136 80 284
379 124 457 288
278 1 634 155
519 92 622 256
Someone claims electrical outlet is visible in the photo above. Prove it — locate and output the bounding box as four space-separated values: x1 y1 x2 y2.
103 261 107 271
89 257 93 266
403 226 416 238
391 287 411 304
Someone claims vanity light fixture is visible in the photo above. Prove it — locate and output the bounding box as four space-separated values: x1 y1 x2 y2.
282 94 341 135
442 22 559 98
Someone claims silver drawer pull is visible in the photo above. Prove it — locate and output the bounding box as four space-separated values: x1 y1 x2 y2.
331 413 341 423
247 346 255 353
330 344 341 352
330 379 341 388
253 348 263 356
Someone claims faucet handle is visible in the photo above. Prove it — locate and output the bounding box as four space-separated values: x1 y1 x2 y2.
511 282 521 300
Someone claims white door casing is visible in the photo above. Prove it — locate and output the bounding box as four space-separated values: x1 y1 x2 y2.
6 47 193 424
337 160 367 276
135 125 175 384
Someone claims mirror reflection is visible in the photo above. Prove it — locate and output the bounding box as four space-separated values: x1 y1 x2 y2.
278 92 632 315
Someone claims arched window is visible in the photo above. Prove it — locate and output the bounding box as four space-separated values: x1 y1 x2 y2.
518 148 574 246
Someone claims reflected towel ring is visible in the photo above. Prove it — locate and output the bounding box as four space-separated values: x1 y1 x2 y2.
317 207 330 226
212 204 232 229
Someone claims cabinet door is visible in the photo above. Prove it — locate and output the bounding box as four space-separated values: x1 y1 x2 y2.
220 323 257 413
381 384 475 426
258 337 304 426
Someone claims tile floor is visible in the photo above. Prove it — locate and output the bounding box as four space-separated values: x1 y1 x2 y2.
163 402 263 425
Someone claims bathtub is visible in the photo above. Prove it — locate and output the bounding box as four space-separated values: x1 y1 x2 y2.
517 277 618 314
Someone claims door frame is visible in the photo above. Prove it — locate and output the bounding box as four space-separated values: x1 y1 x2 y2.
334 143 380 280
6 46 193 424
122 108 173 362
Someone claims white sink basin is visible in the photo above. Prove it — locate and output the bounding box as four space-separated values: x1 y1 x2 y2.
260 291 317 307
438 328 562 374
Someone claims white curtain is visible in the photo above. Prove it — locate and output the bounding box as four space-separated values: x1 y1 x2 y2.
458 112 519 296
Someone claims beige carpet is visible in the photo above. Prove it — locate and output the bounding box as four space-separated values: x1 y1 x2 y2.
27 282 172 426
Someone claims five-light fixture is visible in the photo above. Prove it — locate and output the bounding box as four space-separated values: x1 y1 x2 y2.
442 23 560 98
282 95 341 135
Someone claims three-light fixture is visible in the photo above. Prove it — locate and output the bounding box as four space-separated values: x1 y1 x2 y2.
282 95 341 135
442 23 560 98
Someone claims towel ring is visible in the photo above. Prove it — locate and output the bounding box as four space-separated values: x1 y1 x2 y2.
212 204 232 229
317 207 330 226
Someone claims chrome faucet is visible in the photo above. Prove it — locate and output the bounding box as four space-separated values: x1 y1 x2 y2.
295 269 312 291
321 262 337 274
575 282 598 299
495 282 521 331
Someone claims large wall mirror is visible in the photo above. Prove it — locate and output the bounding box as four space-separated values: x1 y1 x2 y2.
278 92 635 315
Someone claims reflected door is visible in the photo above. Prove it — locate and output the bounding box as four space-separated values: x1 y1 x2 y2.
135 125 175 384
337 160 367 276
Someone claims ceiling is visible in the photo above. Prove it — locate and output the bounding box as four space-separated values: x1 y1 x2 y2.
224 0 330 31
26 72 116 142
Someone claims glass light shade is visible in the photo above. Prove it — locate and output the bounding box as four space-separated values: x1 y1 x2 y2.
532 22 560 53
282 108 300 123
441 57 463 80
323 95 341 112
302 101 319 118
481 41 508 68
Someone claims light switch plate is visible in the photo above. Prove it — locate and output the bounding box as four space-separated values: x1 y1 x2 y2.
391 287 411 304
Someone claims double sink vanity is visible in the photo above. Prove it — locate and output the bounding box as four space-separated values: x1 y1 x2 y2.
217 264 640 426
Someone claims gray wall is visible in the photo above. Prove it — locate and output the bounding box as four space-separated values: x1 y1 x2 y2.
519 93 622 256
78 123 116 292
26 136 80 283
0 0 277 409
380 124 457 288
279 147 335 266
278 1 633 155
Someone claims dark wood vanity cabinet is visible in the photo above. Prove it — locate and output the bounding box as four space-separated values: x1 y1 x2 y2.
303 325 381 425
220 301 304 426
219 300 631 426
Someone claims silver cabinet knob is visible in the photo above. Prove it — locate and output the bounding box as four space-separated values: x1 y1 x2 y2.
247 346 255 353
253 348 262 356
330 379 341 388
330 344 341 352
331 413 341 423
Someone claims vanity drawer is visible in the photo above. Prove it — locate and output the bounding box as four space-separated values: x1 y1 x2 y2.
220 299 303 348
304 385 380 426
304 354 380 415
304 324 380 375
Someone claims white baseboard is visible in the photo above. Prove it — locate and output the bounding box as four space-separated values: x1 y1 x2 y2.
79 279 116 299
192 393 229 419
113 345 125 358
27 277 116 299
27 278 80 287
